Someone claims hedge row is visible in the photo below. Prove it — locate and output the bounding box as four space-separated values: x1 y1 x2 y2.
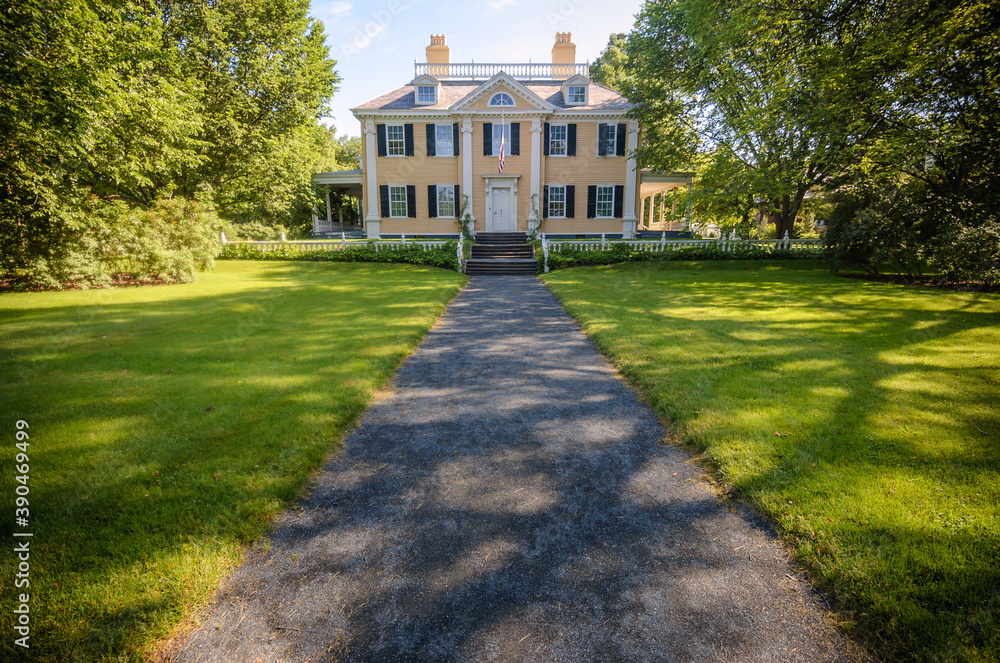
540 243 822 271
218 242 461 271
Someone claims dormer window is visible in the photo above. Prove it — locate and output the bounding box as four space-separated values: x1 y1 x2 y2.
567 85 587 104
417 85 437 103
489 92 515 107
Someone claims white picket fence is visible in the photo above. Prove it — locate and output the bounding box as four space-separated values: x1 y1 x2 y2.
219 232 466 272
540 232 823 272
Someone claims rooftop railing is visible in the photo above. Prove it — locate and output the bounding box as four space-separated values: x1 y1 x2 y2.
414 62 589 80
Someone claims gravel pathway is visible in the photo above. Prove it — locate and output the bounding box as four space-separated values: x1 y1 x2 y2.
167 276 868 663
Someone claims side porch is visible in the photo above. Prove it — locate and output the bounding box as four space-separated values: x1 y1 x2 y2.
312 169 365 237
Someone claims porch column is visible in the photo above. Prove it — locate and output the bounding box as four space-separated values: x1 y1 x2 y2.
622 120 640 238
461 118 475 227
363 119 381 238
326 189 333 228
528 118 542 234
686 183 693 227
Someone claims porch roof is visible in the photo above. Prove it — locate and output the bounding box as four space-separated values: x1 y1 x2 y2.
313 169 363 197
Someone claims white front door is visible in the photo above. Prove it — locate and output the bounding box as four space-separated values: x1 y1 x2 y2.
491 187 514 232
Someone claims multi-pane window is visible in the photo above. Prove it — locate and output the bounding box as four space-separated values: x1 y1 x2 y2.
435 125 453 157
492 123 510 156
386 125 406 156
489 93 514 107
596 185 615 218
567 86 587 104
549 125 567 156
599 124 617 157
389 185 408 217
548 185 566 218
437 185 456 218
417 85 436 103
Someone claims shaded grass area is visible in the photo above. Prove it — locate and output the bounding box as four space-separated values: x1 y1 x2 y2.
541 261 1000 662
0 261 466 661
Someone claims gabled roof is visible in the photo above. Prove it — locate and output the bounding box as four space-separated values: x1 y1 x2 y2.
352 80 631 114
561 73 591 87
449 73 555 112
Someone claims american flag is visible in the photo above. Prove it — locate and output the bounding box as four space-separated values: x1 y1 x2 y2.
498 113 505 173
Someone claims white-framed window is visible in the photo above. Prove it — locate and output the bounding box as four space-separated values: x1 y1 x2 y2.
548 185 566 218
548 125 567 156
416 85 436 104
567 85 587 104
596 185 615 218
492 123 510 156
435 124 453 157
386 124 406 156
437 185 456 218
489 92 515 107
389 185 408 217
599 124 617 157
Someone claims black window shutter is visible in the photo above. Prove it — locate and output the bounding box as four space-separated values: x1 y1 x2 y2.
426 124 436 157
543 122 550 156
542 185 549 218
376 124 387 157
567 124 577 156
483 122 492 156
511 123 520 155
379 185 390 217
453 123 460 156
616 123 627 156
454 185 460 215
566 185 576 218
614 185 625 218
587 186 597 218
428 185 437 217
404 124 414 156
597 124 607 157
406 185 416 218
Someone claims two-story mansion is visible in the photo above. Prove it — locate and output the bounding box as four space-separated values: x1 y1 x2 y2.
315 33 692 239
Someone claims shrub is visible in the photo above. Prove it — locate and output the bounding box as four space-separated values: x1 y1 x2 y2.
932 220 1000 287
541 241 818 271
218 241 461 271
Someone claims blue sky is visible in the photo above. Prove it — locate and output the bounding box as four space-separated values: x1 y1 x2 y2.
311 0 646 137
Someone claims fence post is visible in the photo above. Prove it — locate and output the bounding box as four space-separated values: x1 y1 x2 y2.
541 234 550 273
457 234 464 273
783 229 790 250
401 233 406 243
220 231 227 244
280 232 286 242
601 233 607 251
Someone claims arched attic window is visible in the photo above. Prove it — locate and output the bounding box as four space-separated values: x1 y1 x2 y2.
488 92 515 107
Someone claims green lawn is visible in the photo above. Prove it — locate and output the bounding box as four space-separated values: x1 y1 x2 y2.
0 261 466 662
542 261 1000 663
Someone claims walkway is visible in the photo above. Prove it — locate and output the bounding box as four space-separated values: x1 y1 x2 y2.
169 276 866 662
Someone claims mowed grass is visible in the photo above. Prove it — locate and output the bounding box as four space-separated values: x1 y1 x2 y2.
0 261 465 662
541 261 1000 662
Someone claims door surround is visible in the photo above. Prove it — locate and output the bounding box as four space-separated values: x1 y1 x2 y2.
483 175 520 232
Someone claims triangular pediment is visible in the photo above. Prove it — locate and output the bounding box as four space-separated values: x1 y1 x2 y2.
562 73 591 86
450 73 555 112
411 73 439 86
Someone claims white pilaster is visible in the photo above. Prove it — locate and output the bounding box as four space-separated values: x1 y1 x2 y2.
461 118 475 223
528 118 543 233
363 120 380 229
622 120 640 239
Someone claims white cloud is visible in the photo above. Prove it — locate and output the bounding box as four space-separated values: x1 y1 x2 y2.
327 1 352 15
488 0 518 11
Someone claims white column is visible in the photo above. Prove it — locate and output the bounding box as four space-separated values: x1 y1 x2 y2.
528 118 543 234
461 118 475 225
622 120 640 238
363 119 381 238
326 189 333 229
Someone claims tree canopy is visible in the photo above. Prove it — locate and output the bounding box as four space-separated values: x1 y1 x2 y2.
1 0 344 288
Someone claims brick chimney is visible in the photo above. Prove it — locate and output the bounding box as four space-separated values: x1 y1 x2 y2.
426 34 450 76
551 32 576 78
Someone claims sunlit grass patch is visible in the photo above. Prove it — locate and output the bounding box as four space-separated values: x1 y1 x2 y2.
542 260 1000 662
0 261 465 661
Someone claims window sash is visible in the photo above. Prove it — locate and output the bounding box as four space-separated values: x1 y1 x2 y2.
492 124 510 156
600 124 616 156
437 185 456 218
417 86 436 103
386 125 405 156
389 185 408 217
596 185 615 218
568 86 586 103
435 125 453 157
548 185 566 218
549 125 567 156
489 93 514 107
